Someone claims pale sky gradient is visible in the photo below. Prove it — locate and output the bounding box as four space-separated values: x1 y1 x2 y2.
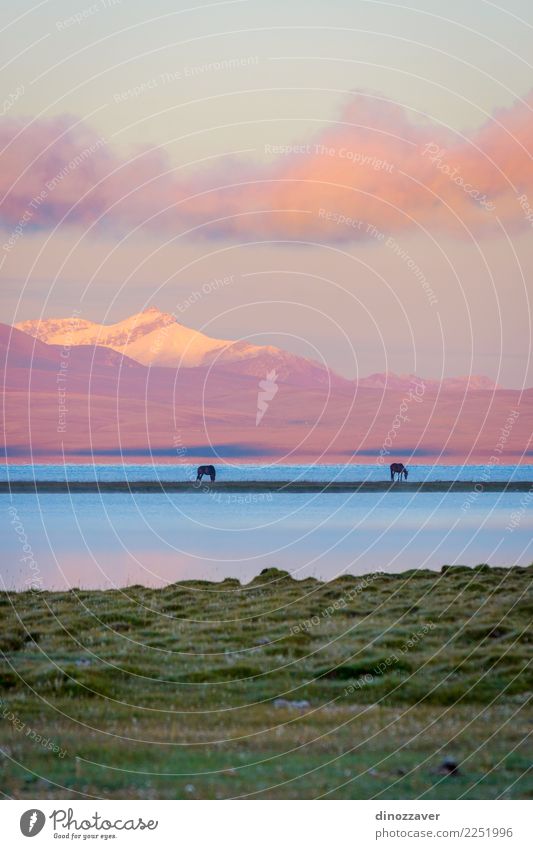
1 0 532 386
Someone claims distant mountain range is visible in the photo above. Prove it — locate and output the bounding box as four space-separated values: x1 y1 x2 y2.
15 307 499 391
2 313 530 464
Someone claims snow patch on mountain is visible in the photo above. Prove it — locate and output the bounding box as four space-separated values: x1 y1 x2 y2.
15 307 332 378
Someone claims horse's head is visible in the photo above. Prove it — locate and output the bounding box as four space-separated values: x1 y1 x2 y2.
404 468 409 479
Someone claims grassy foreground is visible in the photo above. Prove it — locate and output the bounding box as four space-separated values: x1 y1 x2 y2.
0 564 531 800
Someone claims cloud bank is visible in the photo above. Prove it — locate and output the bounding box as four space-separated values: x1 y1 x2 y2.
1 91 533 244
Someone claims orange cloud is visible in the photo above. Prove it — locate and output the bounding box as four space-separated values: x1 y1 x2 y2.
1 91 533 244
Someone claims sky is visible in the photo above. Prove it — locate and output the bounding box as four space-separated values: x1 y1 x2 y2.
1 0 533 386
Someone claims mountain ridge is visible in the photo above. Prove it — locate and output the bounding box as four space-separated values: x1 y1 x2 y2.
14 308 500 390
2 322 530 464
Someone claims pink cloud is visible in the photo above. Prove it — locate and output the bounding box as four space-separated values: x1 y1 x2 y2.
1 91 533 243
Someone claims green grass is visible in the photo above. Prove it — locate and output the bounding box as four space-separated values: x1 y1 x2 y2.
0 564 531 799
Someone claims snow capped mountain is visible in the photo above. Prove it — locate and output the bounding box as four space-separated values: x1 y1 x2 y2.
0 322 143 376
17 306 175 344
14 308 499 390
15 307 337 381
17 307 247 368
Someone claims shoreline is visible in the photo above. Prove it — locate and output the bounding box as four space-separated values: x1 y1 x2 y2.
2 479 533 493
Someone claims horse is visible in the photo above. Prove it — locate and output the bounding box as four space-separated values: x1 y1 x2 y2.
196 464 216 482
390 462 408 481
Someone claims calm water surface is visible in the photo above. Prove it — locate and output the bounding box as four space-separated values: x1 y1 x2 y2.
3 463 532 589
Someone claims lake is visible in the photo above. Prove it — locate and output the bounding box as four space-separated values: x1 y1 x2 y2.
3 465 532 589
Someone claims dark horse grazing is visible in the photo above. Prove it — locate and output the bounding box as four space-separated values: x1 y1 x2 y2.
196 464 216 482
390 462 408 481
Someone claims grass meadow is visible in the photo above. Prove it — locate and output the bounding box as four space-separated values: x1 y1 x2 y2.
0 564 531 799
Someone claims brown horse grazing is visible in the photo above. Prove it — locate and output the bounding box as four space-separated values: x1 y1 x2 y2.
196 464 216 482
390 462 408 481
